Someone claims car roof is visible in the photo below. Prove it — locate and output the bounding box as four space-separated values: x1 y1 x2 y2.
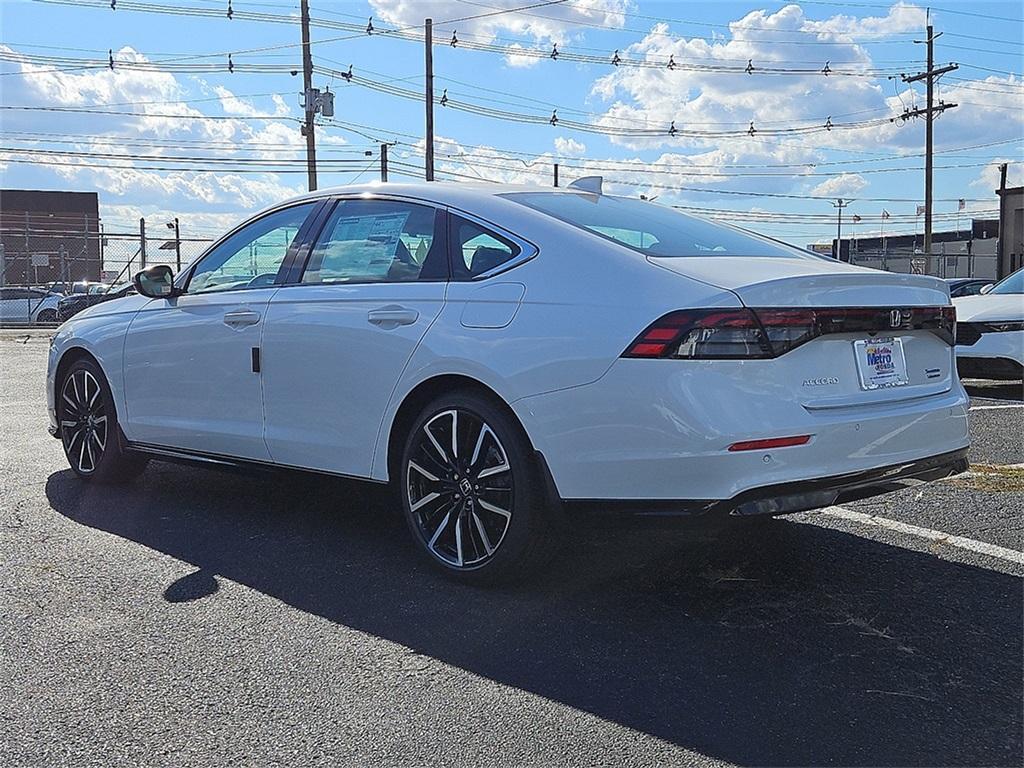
275 181 592 211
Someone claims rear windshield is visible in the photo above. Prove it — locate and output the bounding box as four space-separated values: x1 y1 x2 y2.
503 192 807 258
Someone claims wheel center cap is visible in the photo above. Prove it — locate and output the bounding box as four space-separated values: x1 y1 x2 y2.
459 478 473 496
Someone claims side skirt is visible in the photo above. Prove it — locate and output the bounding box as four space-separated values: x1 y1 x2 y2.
124 441 389 484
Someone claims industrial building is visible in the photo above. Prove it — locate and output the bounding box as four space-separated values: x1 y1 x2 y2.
0 189 101 287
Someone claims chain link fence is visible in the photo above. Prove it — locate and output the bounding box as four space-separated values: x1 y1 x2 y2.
0 219 212 326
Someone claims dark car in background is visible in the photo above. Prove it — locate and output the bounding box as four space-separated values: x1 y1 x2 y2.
56 283 135 322
946 277 991 298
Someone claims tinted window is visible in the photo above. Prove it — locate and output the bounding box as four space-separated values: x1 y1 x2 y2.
302 200 444 284
188 203 316 294
451 216 520 280
504 192 805 258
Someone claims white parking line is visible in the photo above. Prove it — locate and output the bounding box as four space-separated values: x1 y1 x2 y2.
969 404 1024 410
820 506 1024 565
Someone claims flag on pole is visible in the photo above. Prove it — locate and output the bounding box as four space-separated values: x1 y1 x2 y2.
916 204 926 216
881 209 891 219
958 198 966 211
852 214 862 222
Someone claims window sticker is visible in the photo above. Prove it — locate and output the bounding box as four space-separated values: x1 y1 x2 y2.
318 211 411 280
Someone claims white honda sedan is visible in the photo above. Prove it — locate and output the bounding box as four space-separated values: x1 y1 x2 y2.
47 181 970 581
953 269 1024 381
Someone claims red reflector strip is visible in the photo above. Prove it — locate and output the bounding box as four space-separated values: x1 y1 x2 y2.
643 327 680 341
628 342 668 357
728 435 812 452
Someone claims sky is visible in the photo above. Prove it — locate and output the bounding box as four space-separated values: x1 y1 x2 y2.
0 0 1021 248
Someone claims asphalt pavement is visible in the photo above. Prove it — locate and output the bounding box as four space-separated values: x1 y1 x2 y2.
1 331 1021 767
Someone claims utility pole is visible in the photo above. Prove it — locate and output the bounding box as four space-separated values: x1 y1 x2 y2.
380 143 389 182
832 198 849 260
553 163 559 187
424 18 435 181
300 0 318 191
901 17 957 258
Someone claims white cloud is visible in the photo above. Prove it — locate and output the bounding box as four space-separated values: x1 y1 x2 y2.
369 0 628 66
554 137 586 156
800 1 926 39
0 45 306 232
811 172 869 197
970 159 1022 191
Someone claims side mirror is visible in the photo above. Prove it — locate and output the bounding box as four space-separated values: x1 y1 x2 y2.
980 283 994 295
133 265 177 298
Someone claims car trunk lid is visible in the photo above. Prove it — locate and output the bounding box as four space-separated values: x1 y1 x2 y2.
648 255 956 408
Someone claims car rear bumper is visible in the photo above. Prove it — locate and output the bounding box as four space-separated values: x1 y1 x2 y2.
562 448 969 519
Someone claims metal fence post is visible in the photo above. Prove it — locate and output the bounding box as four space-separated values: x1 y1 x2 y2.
139 218 147 269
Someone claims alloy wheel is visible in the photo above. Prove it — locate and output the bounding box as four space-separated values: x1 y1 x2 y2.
406 408 514 568
60 370 108 475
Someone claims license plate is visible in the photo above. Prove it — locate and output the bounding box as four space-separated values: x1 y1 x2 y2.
853 337 909 390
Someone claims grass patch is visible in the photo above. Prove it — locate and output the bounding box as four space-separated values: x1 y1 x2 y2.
949 464 1024 492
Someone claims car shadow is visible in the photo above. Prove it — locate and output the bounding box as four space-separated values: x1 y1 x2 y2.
45 464 1022 767
964 379 1024 402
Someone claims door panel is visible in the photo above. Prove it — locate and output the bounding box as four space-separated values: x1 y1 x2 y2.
123 290 278 458
121 201 318 458
261 198 448 478
262 282 445 476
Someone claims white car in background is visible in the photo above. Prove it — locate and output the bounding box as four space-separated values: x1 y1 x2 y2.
953 269 1024 381
46 181 970 582
0 286 61 324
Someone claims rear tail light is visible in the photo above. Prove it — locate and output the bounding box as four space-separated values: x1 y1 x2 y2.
623 305 957 360
622 309 772 359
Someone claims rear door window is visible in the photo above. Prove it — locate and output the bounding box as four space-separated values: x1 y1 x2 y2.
301 199 447 284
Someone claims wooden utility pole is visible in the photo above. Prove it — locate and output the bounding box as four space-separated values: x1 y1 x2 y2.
832 198 849 260
300 0 318 191
380 143 389 182
553 163 559 187
901 19 957 257
424 18 435 181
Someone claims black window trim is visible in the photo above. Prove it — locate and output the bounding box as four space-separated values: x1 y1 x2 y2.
175 198 328 295
286 194 452 287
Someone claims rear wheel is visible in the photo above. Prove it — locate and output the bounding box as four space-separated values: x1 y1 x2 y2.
399 391 555 583
58 359 147 483
36 309 57 323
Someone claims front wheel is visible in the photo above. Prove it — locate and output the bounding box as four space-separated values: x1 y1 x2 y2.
58 359 148 483
399 391 556 584
36 309 57 323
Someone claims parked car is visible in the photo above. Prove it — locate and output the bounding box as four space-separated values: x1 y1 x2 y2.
945 277 991 298
57 283 135 323
0 286 62 324
47 181 970 582
953 268 1024 380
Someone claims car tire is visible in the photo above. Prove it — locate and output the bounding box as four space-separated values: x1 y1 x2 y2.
399 390 557 584
58 359 148 483
36 309 57 323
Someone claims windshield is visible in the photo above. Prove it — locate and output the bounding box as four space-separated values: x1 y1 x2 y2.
502 192 808 258
989 269 1023 295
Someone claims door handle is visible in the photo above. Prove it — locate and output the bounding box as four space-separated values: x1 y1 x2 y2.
223 309 261 328
368 305 419 329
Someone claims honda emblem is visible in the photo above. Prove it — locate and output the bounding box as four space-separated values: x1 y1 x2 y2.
889 309 904 328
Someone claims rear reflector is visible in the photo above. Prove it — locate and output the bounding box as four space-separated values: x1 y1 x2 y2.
728 435 812 452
